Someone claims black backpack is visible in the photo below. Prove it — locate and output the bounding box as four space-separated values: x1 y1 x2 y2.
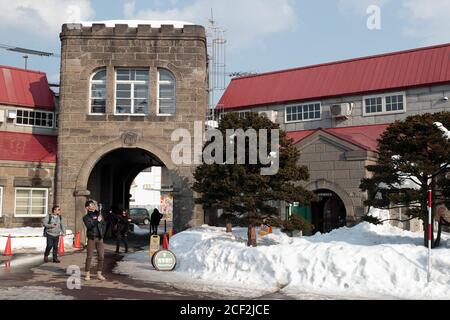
43 214 52 236
43 215 62 236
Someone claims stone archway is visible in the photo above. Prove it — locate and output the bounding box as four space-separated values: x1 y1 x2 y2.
72 137 201 242
75 138 175 190
305 179 355 223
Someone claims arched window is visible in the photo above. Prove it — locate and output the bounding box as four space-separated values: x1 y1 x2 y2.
157 69 176 115
90 69 107 114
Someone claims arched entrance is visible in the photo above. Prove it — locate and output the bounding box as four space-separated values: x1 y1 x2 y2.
311 189 346 233
86 148 174 237
86 148 171 212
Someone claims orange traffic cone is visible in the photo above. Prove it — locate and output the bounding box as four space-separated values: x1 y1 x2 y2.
58 234 65 255
73 231 81 249
162 233 169 250
3 234 12 256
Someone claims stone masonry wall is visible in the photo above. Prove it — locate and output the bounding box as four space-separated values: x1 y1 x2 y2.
57 23 208 236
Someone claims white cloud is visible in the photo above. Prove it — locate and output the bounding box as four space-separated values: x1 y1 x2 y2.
0 0 95 38
124 0 298 50
338 0 390 15
401 0 450 45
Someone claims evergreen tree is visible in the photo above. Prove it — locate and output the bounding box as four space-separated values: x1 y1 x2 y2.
193 112 315 243
360 112 450 247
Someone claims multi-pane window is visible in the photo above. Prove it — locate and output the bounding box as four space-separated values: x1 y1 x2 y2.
238 111 250 119
115 69 149 115
364 97 382 114
157 69 176 115
90 69 107 114
15 188 48 217
285 103 321 123
386 94 404 112
16 109 54 128
363 92 406 115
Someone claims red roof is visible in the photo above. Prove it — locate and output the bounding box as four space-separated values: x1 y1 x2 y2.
0 65 55 110
219 43 450 110
287 124 390 151
0 131 57 163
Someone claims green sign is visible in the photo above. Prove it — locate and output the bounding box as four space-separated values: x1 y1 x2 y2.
152 250 177 271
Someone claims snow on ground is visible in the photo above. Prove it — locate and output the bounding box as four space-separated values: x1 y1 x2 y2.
0 228 74 254
132 224 150 235
0 286 73 300
115 223 450 300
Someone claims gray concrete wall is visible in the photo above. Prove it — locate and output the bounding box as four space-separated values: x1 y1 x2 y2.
229 84 450 131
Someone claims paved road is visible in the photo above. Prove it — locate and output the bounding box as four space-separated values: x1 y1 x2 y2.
0 226 343 300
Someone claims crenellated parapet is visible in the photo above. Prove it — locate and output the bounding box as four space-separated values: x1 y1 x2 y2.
60 22 206 41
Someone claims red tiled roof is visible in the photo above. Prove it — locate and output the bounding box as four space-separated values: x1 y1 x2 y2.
0 131 57 163
0 65 55 110
219 43 450 110
287 124 390 151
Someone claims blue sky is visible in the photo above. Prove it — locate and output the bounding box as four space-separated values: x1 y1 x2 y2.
1 0 449 91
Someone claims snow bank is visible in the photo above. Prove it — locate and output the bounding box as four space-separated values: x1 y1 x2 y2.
0 228 74 253
116 223 450 299
132 224 150 235
367 207 390 221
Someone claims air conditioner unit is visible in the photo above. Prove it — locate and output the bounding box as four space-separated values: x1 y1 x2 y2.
7 110 17 119
330 103 353 119
258 110 278 122
0 110 4 122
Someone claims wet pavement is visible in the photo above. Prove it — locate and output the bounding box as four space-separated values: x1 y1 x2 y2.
0 225 341 300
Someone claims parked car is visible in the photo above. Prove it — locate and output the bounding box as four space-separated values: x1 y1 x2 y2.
129 208 150 225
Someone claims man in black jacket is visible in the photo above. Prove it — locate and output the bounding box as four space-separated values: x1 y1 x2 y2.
83 200 106 281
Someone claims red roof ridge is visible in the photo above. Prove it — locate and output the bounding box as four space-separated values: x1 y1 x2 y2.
0 130 56 138
232 42 450 81
287 124 390 151
0 64 46 75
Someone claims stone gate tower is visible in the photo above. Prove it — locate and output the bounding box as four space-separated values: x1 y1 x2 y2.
57 21 207 240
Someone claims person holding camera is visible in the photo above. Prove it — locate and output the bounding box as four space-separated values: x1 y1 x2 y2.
83 200 106 281
42 205 66 263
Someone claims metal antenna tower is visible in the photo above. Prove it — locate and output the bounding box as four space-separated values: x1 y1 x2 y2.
0 43 60 70
206 9 227 123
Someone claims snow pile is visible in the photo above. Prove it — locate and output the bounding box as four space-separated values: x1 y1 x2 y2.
0 228 74 254
116 223 450 299
132 224 150 235
367 207 390 221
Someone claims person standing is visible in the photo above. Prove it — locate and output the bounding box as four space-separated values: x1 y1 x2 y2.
83 200 106 281
42 205 65 263
114 209 132 253
150 208 163 235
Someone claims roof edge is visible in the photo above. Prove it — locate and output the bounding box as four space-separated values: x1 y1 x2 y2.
231 42 450 81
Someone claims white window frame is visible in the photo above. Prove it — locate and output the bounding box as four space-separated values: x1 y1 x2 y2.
285 102 322 123
238 111 250 119
362 92 406 116
89 68 107 115
15 108 55 128
14 187 48 218
114 68 149 116
0 186 3 217
157 69 176 116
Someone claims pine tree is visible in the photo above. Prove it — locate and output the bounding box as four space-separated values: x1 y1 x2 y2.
193 112 315 245
360 112 450 247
